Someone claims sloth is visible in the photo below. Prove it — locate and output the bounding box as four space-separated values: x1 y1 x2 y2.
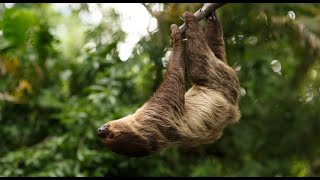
97 11 241 157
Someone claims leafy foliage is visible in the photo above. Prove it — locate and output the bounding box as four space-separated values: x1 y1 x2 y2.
0 3 320 177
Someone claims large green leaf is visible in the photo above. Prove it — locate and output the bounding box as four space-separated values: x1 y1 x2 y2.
1 8 39 47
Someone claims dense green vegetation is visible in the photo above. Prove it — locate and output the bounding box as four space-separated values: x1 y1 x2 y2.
1 3 320 177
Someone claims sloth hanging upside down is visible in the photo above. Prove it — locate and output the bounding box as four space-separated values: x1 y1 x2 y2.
97 11 241 157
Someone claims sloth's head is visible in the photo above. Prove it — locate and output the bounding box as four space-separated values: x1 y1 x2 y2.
97 115 157 157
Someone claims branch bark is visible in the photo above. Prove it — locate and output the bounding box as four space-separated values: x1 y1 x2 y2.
179 3 227 33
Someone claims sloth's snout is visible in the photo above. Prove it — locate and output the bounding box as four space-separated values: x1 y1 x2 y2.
97 123 110 138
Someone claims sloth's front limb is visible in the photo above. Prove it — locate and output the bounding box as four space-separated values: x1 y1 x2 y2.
144 24 186 118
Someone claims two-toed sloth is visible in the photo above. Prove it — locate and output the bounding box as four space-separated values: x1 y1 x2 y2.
97 11 241 157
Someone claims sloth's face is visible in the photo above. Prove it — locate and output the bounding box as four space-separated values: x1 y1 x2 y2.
97 116 155 157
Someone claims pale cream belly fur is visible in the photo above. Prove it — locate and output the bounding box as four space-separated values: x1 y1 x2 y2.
178 85 241 146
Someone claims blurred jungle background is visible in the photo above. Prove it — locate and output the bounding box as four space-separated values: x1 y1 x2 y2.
1 3 320 177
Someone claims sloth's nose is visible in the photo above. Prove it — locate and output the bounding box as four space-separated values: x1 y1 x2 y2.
97 123 110 138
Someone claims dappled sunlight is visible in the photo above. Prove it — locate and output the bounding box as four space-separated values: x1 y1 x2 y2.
287 10 296 20
1 3 320 177
101 3 158 61
240 87 246 97
233 62 242 72
51 3 158 61
4 3 14 9
271 60 282 75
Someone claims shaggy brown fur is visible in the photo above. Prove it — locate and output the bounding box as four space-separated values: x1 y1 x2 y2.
97 11 241 157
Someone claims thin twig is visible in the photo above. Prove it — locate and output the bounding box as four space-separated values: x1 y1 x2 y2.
179 3 227 33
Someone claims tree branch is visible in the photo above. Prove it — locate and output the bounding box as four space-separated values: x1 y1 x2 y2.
179 3 227 33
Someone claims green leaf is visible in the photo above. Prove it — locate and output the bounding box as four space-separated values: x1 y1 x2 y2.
2 8 39 47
